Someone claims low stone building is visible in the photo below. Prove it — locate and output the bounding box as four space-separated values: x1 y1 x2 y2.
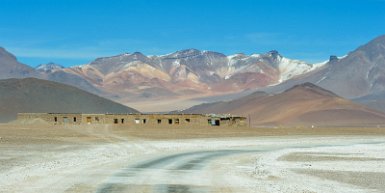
17 113 247 128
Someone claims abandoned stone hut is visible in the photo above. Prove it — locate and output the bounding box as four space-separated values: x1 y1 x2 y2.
17 113 247 128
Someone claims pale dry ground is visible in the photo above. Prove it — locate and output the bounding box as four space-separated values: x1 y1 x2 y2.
1 124 385 193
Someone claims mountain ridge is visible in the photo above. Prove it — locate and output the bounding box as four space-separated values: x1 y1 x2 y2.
1 34 385 112
66 49 321 102
0 47 37 79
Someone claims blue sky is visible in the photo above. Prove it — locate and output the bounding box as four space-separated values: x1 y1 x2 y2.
0 0 384 67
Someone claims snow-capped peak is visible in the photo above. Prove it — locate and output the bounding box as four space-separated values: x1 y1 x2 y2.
250 54 261 58
35 62 64 72
227 53 246 60
164 49 202 59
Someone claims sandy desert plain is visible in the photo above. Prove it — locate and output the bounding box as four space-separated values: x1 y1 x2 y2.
1 123 385 193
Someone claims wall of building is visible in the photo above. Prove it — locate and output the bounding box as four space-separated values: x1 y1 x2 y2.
17 113 247 128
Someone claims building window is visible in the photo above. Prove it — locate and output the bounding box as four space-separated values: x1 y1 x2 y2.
73 117 77 122
121 119 124 124
135 118 140 124
185 119 190 123
86 117 92 123
157 119 162 124
114 119 118 124
95 117 99 121
143 119 147 124
54 117 58 122
168 119 173 124
175 119 179 124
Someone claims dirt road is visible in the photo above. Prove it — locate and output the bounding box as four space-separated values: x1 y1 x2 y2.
95 138 385 193
1 124 385 193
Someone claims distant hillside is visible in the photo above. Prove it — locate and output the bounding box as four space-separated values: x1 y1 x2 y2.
182 91 270 114
183 83 385 127
0 48 101 95
354 91 385 113
0 78 139 122
260 34 385 112
0 47 37 79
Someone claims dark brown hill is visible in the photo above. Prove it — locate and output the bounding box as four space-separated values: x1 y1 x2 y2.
0 78 139 122
183 83 385 127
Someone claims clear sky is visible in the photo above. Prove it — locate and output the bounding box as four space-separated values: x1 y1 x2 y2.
0 0 384 67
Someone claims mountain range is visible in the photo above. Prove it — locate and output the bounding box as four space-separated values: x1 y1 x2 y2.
1 34 385 112
182 83 385 127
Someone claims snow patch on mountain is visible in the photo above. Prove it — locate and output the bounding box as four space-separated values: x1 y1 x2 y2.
250 54 261 58
277 57 314 82
35 63 64 72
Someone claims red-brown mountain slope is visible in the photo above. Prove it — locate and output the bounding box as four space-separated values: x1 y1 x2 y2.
183 83 385 127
